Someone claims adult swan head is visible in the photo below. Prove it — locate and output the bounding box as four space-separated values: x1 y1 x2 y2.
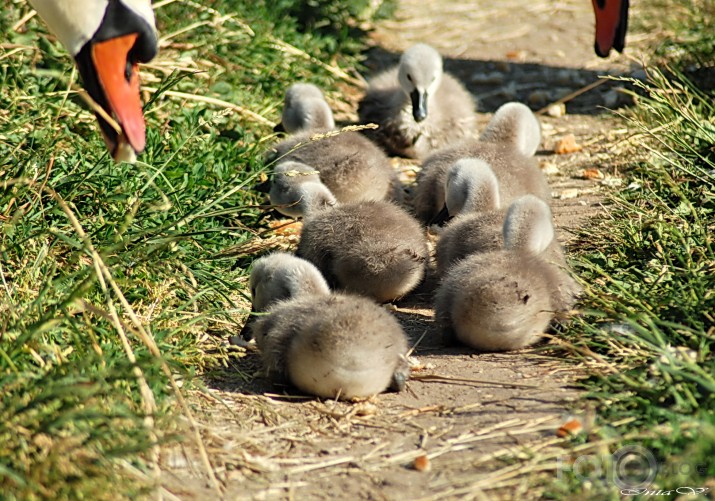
29 0 158 162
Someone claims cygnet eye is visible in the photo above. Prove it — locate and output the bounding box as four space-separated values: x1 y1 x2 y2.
406 74 413 82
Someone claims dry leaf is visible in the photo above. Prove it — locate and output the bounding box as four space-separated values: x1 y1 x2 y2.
554 134 582 154
269 220 302 235
556 418 583 437
580 168 605 180
505 50 526 61
413 454 431 472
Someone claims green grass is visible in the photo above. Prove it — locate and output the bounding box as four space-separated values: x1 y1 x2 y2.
635 0 715 76
0 1 379 498
3 0 713 498
547 4 715 496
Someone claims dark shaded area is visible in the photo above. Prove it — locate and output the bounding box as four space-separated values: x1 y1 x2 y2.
361 46 637 114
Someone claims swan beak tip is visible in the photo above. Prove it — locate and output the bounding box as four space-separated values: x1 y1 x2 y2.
91 34 147 159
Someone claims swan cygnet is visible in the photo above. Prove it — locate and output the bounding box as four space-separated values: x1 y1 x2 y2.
279 83 335 133
478 102 542 157
239 252 330 340
248 251 330 312
434 160 502 273
252 293 411 399
270 82 403 203
297 200 429 303
436 194 573 277
413 102 548 224
268 160 337 218
358 43 477 159
443 157 501 218
434 196 580 351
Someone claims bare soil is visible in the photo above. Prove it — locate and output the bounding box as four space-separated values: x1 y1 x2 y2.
160 1 644 498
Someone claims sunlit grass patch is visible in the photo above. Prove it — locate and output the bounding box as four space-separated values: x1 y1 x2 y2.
1 0 377 497
549 64 715 497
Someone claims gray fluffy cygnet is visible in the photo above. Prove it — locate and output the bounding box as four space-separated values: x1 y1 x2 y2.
297 200 429 303
270 83 402 204
413 102 548 224
434 196 580 351
241 252 410 399
358 43 477 159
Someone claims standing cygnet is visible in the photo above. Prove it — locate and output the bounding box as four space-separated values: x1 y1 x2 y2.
239 252 330 340
413 102 548 224
297 200 429 303
268 161 337 218
278 83 335 133
436 194 571 277
270 84 403 204
434 196 581 351
252 293 410 400
358 43 477 159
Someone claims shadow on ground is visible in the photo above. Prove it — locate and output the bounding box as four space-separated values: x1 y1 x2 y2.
360 46 636 114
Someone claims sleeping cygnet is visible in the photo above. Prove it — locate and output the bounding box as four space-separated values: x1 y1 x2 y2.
269 83 402 203
238 251 330 340
267 160 337 218
297 199 429 303
251 293 411 400
278 83 335 133
434 196 580 351
413 101 548 224
434 172 564 277
358 43 477 159
478 101 542 157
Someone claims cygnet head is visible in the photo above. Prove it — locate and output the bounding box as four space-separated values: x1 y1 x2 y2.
479 102 542 157
398 43 444 123
250 252 330 311
444 158 501 217
281 83 335 133
241 252 330 341
269 161 337 218
502 195 554 255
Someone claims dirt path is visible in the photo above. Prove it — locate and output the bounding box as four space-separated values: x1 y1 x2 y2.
161 1 638 498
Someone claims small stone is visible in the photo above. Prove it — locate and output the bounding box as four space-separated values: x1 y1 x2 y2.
601 176 623 187
603 90 620 108
555 69 573 86
497 81 518 100
494 61 511 72
627 181 642 190
546 103 566 117
552 87 574 101
556 418 583 437
528 90 550 106
558 188 580 200
631 68 648 81
540 161 560 175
